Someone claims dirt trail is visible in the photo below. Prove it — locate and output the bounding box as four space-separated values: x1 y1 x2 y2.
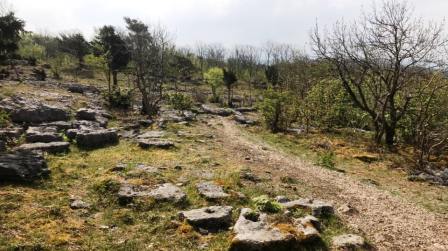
211 117 448 251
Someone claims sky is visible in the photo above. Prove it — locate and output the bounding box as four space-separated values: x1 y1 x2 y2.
6 0 448 49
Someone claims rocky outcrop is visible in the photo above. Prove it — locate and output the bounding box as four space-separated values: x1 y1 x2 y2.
25 126 63 143
196 181 229 200
118 183 186 204
230 208 296 251
64 83 100 94
0 97 69 123
277 197 334 217
75 129 118 149
234 112 256 125
201 104 234 117
0 151 49 182
16 142 70 154
179 206 233 232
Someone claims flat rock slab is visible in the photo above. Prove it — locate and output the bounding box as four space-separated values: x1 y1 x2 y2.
13 105 70 123
0 151 49 182
196 181 229 200
332 234 366 250
118 183 186 204
201 105 234 117
70 199 91 209
137 131 166 139
149 183 186 203
26 126 63 143
230 208 296 251
179 206 233 232
40 121 73 130
294 216 321 241
278 198 334 217
16 142 70 154
0 127 23 141
138 139 174 149
234 113 256 125
76 129 118 149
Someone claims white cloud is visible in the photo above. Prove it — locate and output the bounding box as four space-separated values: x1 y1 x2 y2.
8 0 448 48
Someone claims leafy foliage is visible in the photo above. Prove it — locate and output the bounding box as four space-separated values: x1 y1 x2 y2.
204 67 224 103
166 92 193 111
252 195 282 213
0 11 25 62
258 88 296 133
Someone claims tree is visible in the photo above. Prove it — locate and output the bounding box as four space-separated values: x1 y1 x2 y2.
0 10 24 62
93 25 130 91
312 0 447 147
223 68 237 106
265 65 279 87
204 67 223 103
58 33 91 67
125 17 170 116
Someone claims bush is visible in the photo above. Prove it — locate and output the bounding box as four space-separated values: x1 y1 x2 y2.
258 88 297 133
0 109 10 128
316 151 336 170
252 195 282 213
166 92 193 111
107 89 132 109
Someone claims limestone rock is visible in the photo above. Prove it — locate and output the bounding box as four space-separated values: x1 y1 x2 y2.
149 183 186 203
201 104 234 117
25 126 63 143
230 208 296 251
0 151 49 182
16 142 70 154
278 198 334 217
76 129 118 149
332 234 366 250
70 199 91 209
196 181 229 200
179 206 233 232
138 139 174 149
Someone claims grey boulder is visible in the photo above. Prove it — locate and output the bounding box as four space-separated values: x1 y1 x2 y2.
196 181 229 200
179 206 233 232
16 142 70 154
332 234 366 250
25 126 63 143
76 129 118 149
0 151 49 182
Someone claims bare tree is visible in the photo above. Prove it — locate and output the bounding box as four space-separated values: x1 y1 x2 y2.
312 0 447 147
125 18 172 116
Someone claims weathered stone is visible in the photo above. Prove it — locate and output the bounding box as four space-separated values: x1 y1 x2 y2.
196 181 229 200
201 104 234 116
0 151 49 182
118 183 186 204
240 169 261 182
294 216 321 241
338 204 358 215
72 120 102 130
278 198 334 217
10 104 69 123
40 121 73 131
138 139 174 149
16 142 70 154
137 131 165 139
25 126 62 143
66 129 79 140
234 113 256 125
230 208 296 251
0 127 23 141
149 183 186 203
354 154 378 163
76 108 97 121
70 199 90 209
179 206 233 232
65 83 100 94
236 107 256 113
332 234 366 250
76 129 118 149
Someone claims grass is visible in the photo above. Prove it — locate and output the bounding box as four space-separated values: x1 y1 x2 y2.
0 116 353 250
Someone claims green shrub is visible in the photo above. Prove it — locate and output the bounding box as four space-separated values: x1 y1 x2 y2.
252 195 282 213
107 89 132 109
0 109 10 128
166 92 193 111
317 151 336 170
258 88 297 133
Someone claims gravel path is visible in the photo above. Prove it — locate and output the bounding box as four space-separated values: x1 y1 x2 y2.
213 118 448 251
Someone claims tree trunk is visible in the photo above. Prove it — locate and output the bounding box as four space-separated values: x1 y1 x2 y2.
227 86 232 107
385 126 395 147
112 71 118 90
